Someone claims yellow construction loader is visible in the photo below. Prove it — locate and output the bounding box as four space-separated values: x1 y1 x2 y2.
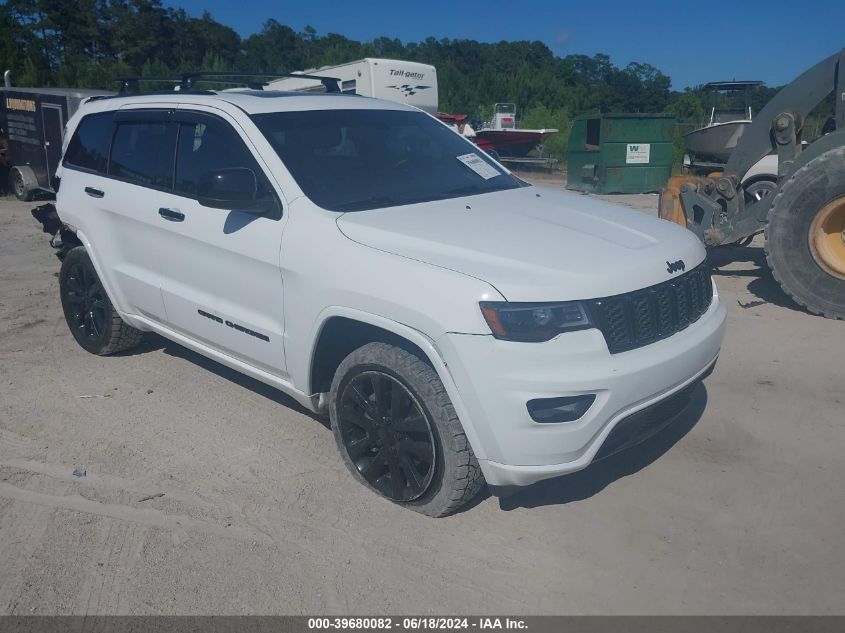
659 49 845 319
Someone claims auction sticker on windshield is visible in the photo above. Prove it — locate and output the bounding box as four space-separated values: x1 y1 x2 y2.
456 153 500 180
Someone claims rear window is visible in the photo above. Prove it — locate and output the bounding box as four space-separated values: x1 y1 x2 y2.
109 121 178 188
63 112 113 174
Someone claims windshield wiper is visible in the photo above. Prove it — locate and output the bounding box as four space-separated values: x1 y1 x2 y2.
443 183 521 197
443 185 485 196
334 196 397 211
333 183 514 211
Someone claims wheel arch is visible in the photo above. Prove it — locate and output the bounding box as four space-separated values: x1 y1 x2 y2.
305 307 488 460
66 229 147 330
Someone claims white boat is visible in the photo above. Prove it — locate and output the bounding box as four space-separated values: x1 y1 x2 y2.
683 81 762 163
473 103 558 158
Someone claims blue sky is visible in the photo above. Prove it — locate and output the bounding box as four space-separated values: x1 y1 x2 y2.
166 0 845 89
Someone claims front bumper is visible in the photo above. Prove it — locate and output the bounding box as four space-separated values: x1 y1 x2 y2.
436 290 726 487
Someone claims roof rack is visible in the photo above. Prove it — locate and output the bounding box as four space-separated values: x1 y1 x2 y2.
115 77 182 96
115 71 341 96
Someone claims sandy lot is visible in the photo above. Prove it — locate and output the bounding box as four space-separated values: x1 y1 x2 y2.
1 186 843 615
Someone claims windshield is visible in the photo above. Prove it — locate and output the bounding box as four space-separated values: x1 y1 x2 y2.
251 109 525 211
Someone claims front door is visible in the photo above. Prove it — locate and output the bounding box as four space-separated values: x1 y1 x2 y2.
154 110 288 376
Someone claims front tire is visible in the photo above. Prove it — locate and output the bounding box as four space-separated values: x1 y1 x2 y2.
329 342 484 517
59 247 145 355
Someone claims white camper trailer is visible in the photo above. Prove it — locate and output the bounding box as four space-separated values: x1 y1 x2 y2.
267 58 438 114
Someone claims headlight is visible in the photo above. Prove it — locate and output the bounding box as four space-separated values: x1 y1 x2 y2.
479 301 592 342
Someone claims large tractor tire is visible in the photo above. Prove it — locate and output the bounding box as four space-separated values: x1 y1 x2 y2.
765 146 845 319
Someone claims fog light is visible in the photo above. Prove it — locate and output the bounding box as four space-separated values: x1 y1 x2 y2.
527 394 596 423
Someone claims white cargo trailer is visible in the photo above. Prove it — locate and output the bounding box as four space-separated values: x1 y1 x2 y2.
267 58 438 114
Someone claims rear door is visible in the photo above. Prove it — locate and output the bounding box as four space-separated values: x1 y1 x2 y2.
154 109 288 376
60 109 173 320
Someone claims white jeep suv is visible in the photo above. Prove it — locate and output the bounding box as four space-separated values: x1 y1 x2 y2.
43 83 726 516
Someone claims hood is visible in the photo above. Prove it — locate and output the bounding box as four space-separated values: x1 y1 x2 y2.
336 185 706 302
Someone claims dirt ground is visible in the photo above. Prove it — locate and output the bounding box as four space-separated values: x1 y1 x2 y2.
1 183 843 615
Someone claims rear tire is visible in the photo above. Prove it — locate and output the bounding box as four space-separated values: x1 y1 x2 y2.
59 247 145 354
329 342 484 517
765 147 845 319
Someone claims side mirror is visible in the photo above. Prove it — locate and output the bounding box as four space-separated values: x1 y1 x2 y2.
197 167 274 214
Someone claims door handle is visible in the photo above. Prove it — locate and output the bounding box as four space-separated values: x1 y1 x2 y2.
84 187 104 198
158 208 185 222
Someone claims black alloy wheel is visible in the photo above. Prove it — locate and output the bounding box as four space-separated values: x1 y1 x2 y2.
59 248 145 355
337 371 437 502
63 260 109 345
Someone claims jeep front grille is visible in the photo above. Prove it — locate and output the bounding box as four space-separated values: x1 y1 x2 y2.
587 262 713 354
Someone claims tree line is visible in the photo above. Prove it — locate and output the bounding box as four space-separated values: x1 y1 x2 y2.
3 0 807 162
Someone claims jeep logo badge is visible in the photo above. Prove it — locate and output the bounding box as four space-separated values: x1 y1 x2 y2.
666 259 686 274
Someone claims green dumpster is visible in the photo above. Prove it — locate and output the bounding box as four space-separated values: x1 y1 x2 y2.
566 113 676 194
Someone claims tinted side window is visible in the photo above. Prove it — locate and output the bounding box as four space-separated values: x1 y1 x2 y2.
64 113 113 174
175 120 270 197
109 121 177 188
